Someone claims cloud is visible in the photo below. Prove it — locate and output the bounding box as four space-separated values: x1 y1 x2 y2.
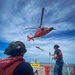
23 39 75 63
0 0 75 63
0 50 4 53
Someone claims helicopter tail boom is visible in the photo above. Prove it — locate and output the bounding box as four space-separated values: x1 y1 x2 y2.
27 35 34 41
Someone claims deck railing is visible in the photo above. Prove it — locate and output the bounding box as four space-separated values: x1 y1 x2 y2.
40 63 75 75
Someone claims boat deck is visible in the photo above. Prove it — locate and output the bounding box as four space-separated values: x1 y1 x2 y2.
32 63 75 75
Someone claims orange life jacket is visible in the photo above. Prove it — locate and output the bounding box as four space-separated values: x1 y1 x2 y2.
0 56 25 75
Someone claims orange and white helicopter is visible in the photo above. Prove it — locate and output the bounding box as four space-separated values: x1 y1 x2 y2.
26 8 55 41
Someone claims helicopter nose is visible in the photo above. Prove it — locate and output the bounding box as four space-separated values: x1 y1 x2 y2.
51 27 55 30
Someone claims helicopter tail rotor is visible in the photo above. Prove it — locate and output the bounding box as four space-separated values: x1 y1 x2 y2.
27 35 34 41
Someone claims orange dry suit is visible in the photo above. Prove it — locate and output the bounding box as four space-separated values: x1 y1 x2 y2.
0 56 25 75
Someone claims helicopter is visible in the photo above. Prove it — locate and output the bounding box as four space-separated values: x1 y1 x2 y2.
26 8 55 41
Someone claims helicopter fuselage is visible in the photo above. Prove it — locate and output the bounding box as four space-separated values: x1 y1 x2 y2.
33 27 54 38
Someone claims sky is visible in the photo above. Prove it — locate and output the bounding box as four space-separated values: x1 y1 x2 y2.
0 0 75 64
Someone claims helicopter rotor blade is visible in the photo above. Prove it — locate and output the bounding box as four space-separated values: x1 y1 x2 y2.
24 28 37 29
40 8 44 28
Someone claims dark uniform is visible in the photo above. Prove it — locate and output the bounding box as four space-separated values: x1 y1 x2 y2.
13 62 34 75
54 49 64 75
